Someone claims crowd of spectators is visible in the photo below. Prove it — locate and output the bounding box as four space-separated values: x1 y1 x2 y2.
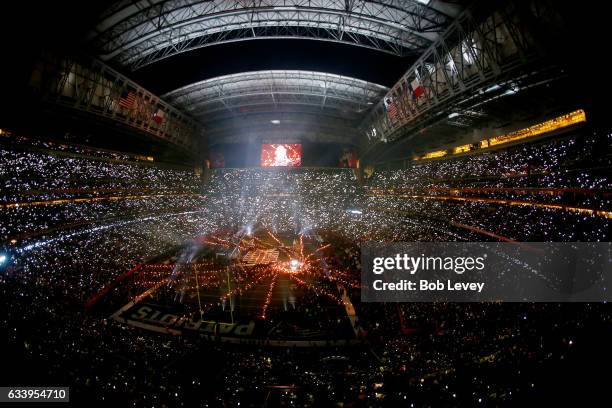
367 131 610 189
1 131 156 162
0 147 199 203
364 130 611 242
1 129 611 406
0 140 202 244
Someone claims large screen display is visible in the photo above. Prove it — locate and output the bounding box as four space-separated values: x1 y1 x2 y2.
261 144 302 167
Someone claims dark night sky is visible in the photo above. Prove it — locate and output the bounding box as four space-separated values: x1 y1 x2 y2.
129 39 418 95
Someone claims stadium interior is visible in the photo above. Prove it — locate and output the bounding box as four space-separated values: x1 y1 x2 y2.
0 0 611 406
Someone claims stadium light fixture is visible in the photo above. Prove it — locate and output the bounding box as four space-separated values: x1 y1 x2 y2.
270 120 281 125
504 86 520 96
484 84 501 93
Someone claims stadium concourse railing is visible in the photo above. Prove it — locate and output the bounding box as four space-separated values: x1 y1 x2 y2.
360 0 567 148
28 54 201 154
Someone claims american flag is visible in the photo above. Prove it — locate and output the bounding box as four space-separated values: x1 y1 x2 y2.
119 90 137 109
384 97 398 119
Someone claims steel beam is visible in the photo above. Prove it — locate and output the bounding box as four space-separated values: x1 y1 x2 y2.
360 0 562 147
29 54 201 153
89 0 456 70
163 70 387 144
